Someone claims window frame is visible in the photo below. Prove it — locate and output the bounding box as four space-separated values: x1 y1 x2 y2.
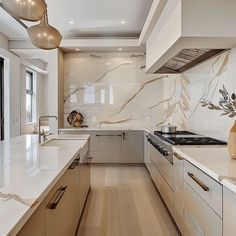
25 70 35 124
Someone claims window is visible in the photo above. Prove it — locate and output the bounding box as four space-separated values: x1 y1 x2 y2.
25 70 35 123
0 58 4 141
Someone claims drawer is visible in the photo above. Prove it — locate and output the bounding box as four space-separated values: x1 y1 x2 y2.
184 161 222 217
150 159 161 189
150 145 173 189
159 170 173 215
184 182 222 236
94 131 122 152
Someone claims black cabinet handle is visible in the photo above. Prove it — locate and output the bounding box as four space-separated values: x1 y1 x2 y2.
96 134 122 137
49 186 68 209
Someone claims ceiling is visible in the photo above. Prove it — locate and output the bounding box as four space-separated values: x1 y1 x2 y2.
0 0 154 63
43 0 153 38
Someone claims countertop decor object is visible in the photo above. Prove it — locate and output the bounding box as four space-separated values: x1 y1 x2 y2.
1 0 47 21
201 85 236 159
27 10 62 50
228 121 236 159
67 110 84 127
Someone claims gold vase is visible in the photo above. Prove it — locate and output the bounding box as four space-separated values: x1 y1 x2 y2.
228 121 236 159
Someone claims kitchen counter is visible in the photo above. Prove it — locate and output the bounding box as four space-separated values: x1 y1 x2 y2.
59 127 157 132
173 146 236 194
0 134 89 236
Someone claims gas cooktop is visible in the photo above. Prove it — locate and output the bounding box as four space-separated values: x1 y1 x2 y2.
154 131 227 145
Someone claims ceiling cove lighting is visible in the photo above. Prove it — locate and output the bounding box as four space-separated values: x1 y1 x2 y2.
27 11 62 50
2 0 47 21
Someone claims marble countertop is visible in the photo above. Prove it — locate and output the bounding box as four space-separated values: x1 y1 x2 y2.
59 127 156 132
173 146 236 194
0 134 89 236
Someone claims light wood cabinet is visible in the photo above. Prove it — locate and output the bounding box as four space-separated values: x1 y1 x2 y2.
223 187 236 236
173 153 184 234
17 204 45 236
17 140 91 236
79 151 91 211
121 130 144 163
59 130 145 163
184 182 222 236
144 133 151 172
45 164 79 236
184 161 222 217
92 131 122 163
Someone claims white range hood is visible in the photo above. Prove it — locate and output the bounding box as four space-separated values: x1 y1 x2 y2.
145 0 236 74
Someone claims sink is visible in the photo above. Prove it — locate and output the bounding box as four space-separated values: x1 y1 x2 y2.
41 139 82 147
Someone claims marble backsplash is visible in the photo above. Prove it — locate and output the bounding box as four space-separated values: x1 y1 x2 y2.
64 49 236 141
64 52 169 128
163 49 236 141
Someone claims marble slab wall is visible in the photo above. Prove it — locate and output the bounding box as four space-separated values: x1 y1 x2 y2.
163 49 236 141
64 52 170 128
64 49 236 141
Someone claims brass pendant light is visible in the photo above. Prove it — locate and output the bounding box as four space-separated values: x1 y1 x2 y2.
27 11 62 50
1 0 47 22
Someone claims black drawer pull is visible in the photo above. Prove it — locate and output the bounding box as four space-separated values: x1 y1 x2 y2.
187 172 209 191
50 186 68 209
96 134 122 137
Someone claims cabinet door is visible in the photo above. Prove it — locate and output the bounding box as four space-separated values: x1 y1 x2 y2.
144 133 151 172
184 182 222 236
17 204 45 236
45 168 79 236
121 131 144 163
92 131 122 163
223 187 236 236
173 153 184 234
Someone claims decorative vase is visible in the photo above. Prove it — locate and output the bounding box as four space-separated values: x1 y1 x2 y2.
228 121 236 159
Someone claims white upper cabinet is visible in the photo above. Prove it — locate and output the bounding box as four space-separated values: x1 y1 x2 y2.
145 0 236 74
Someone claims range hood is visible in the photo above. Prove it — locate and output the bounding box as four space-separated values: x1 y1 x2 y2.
145 0 236 74
155 48 227 74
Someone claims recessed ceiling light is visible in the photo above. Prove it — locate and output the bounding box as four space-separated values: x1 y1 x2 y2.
118 48 123 51
75 48 80 51
69 21 74 24
121 20 126 24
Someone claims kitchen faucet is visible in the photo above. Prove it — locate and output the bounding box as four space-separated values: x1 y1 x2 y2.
38 115 58 143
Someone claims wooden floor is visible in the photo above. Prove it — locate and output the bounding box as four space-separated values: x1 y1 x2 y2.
77 164 180 236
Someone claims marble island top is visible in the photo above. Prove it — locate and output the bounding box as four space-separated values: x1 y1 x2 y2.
173 146 236 194
0 134 89 236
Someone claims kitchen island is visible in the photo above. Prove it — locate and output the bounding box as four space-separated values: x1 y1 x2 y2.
0 134 90 236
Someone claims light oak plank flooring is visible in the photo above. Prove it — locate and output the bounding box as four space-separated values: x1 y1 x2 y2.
77 164 180 236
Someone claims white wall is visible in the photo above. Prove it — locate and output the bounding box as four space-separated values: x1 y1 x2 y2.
0 47 21 139
0 32 8 50
0 34 48 138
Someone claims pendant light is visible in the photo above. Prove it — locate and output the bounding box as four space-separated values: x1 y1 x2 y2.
1 0 47 22
27 11 62 50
